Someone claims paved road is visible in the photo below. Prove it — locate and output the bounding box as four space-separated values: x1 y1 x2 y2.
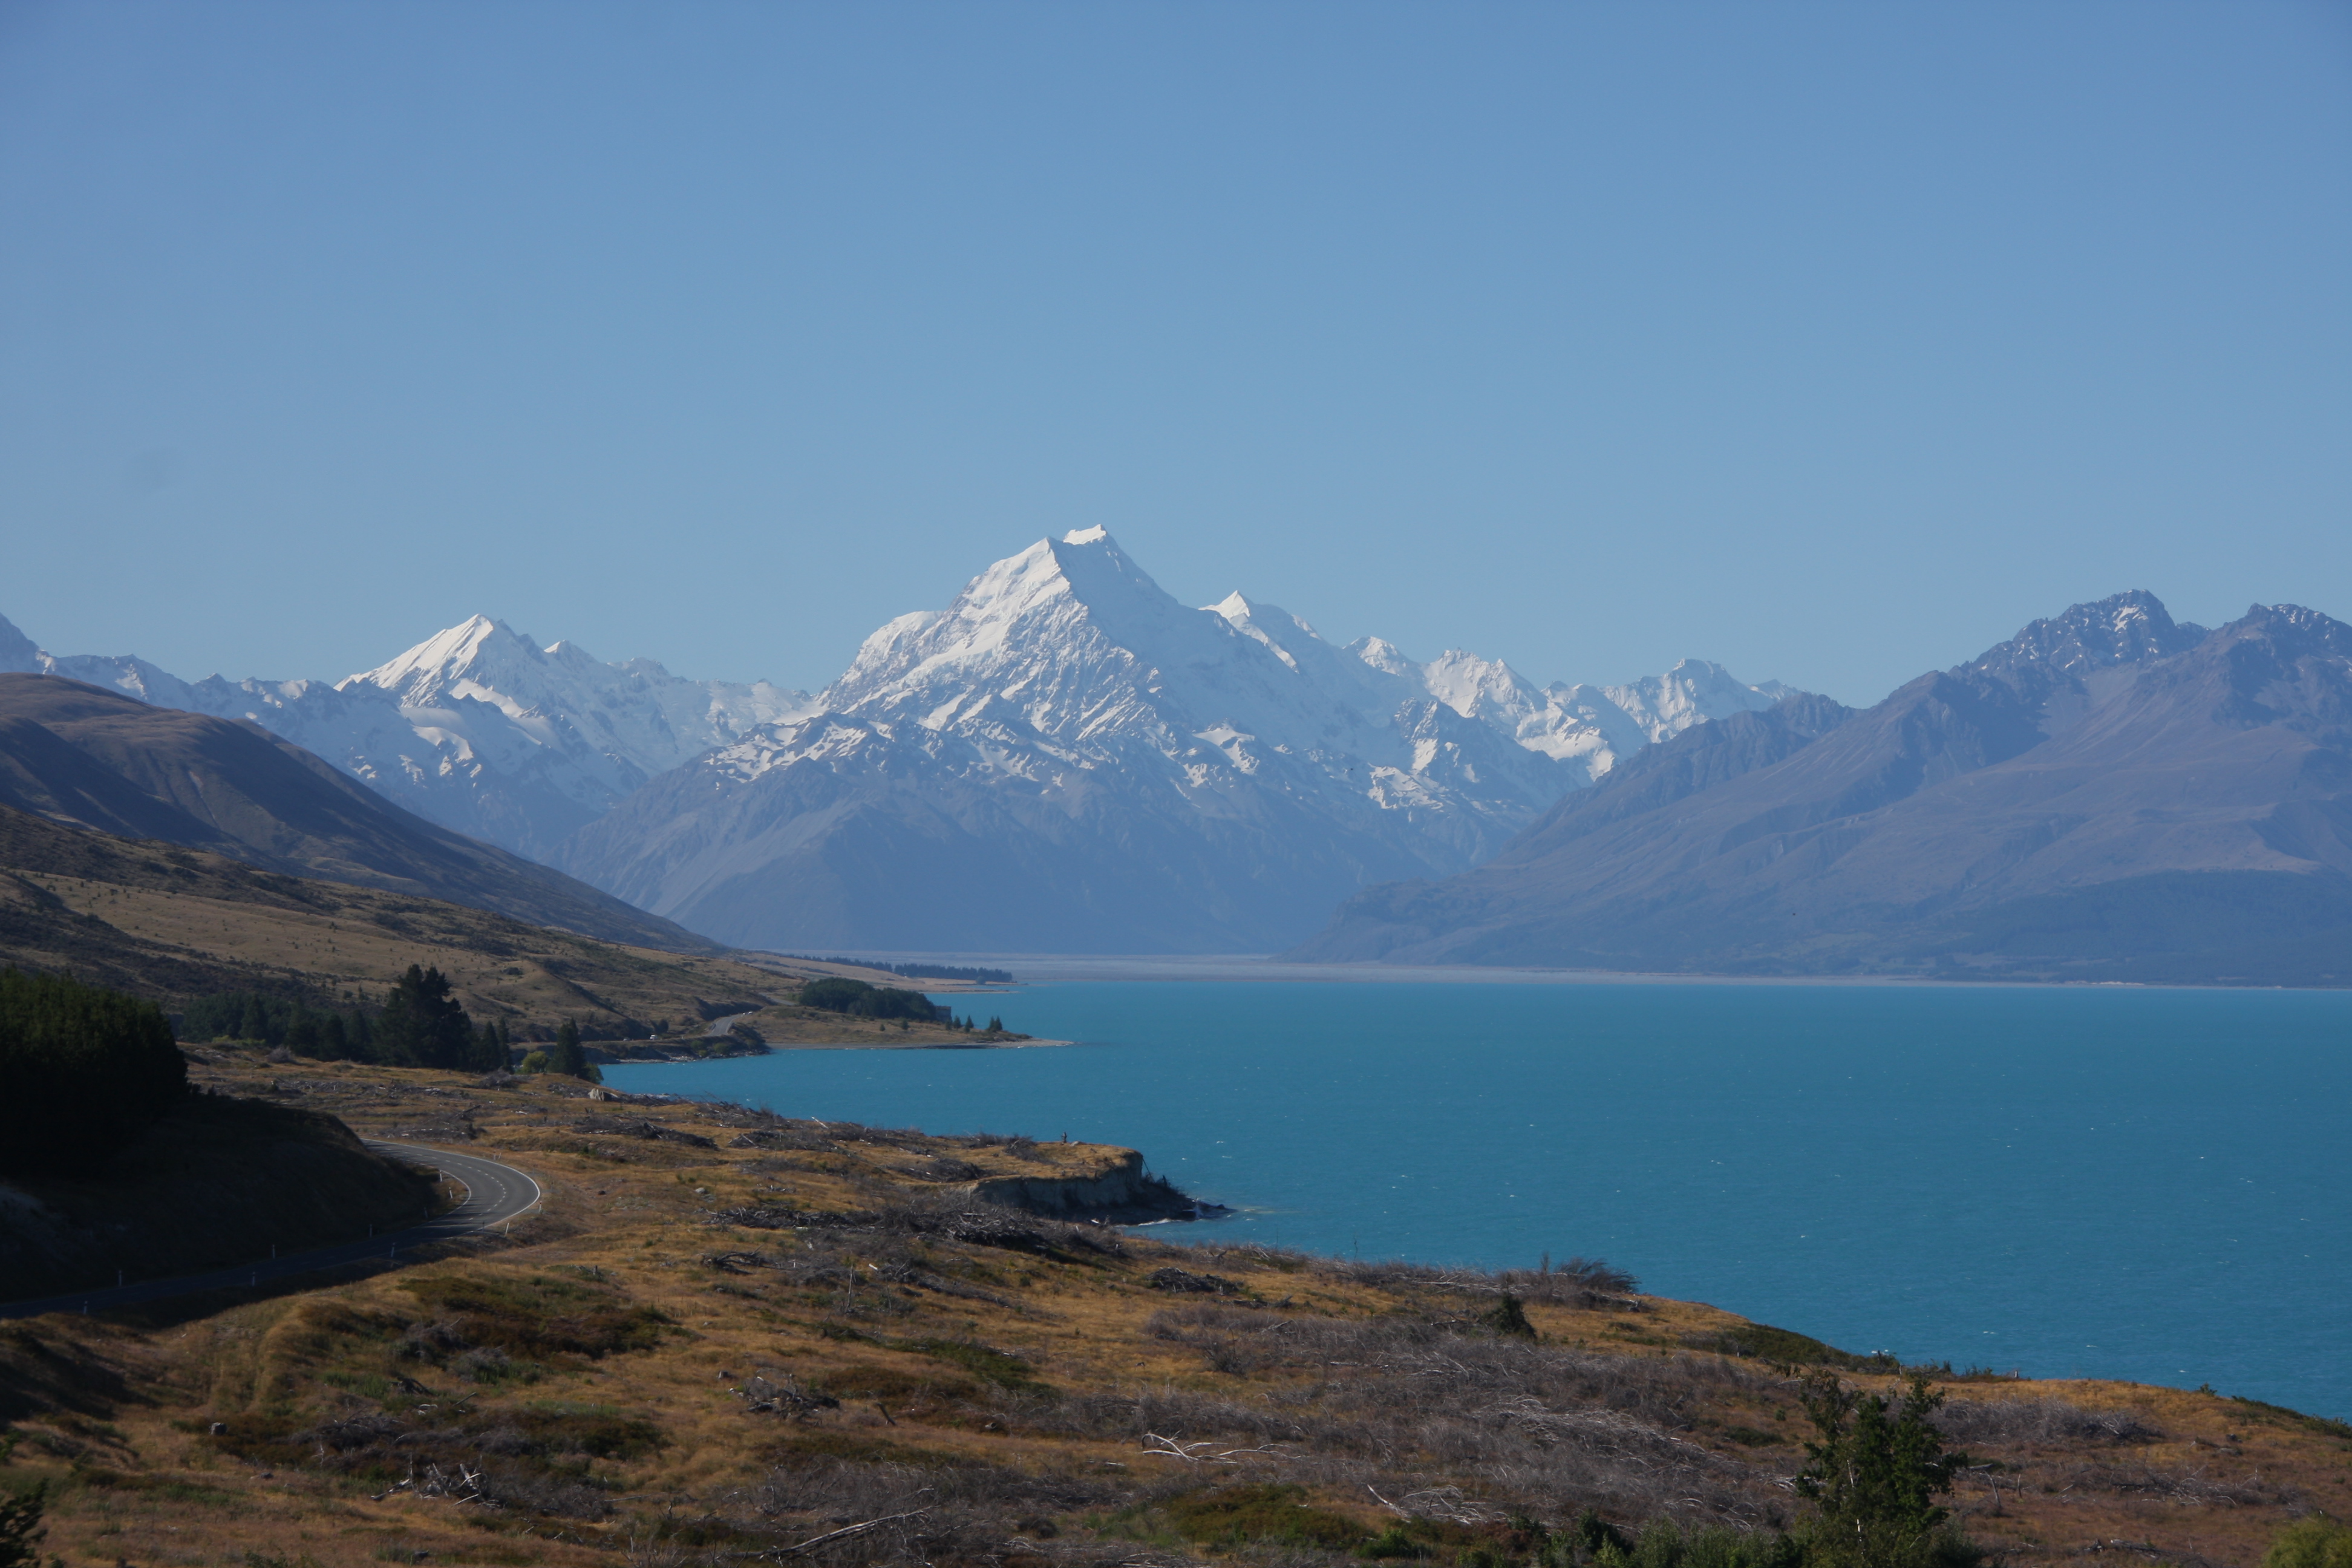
0 1141 541 1320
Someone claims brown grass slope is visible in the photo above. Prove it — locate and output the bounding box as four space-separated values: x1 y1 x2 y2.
1 1053 2342 1568
0 673 713 953
0 802 989 1045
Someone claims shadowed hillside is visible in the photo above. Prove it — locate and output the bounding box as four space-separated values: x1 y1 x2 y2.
1296 596 2352 984
0 673 714 953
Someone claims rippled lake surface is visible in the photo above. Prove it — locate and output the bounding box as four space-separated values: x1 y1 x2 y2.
604 980 2351 1419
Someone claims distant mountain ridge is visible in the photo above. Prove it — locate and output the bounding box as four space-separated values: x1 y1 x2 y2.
5 534 1794 951
1293 592 2352 984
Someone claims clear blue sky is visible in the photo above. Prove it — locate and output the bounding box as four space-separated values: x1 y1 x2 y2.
3 2 2346 706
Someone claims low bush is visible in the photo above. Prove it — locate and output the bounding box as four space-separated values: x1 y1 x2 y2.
1691 1323 1900 1373
1162 1482 1367 1552
0 1479 49 1568
395 1272 669 1363
2265 1517 2352 1568
1558 1517 1804 1568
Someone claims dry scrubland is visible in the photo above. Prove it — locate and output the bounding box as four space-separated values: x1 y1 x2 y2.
0 809 995 1047
1 1054 2344 1568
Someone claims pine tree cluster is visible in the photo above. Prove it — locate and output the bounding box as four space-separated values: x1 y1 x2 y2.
0 968 187 1177
182 965 511 1072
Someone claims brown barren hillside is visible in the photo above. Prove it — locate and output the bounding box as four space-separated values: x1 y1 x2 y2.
1 1051 2342 1568
0 673 715 953
0 803 1000 1046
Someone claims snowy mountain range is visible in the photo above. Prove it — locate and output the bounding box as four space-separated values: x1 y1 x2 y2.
552 529 1795 950
0 611 812 856
2 529 1795 950
1295 590 2352 985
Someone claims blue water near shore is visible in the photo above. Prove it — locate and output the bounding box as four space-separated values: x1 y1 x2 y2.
604 981 2351 1420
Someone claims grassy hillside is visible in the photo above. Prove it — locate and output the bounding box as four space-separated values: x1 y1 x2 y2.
0 805 989 1046
0 1051 2341 1568
0 674 713 953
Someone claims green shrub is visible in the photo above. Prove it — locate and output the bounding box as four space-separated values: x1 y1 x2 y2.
512 1402 664 1460
1163 1483 1366 1552
0 968 186 1176
396 1272 668 1362
2264 1517 2352 1568
0 1480 49 1568
1481 1292 1537 1339
1697 1323 1900 1373
1794 1373 1980 1568
898 1336 1048 1391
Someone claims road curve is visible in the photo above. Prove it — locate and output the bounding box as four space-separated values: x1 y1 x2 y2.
0 1141 541 1320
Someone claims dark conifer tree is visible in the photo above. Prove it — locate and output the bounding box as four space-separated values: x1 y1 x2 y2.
0 969 187 1177
549 1019 602 1082
469 1020 508 1072
377 965 475 1068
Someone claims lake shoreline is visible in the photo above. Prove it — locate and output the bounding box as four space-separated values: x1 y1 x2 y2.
606 978 2352 1419
781 950 2351 989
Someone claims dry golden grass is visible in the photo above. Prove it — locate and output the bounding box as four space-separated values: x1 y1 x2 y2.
2 1055 2344 1568
2 822 1005 1045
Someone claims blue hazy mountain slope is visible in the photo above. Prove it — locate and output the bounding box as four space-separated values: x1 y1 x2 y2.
1292 594 2352 984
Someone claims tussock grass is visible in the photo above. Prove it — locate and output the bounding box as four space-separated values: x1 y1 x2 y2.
1 1057 2341 1568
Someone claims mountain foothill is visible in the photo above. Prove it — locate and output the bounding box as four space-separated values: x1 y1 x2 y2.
6 534 2349 984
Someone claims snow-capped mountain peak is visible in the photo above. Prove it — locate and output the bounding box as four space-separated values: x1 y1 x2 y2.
5 532 1800 950
1595 658 1790 745
554 533 1808 952
1348 635 1419 678
345 612 521 703
343 613 811 779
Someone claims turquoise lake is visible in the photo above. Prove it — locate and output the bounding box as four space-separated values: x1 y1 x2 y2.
603 981 2351 1420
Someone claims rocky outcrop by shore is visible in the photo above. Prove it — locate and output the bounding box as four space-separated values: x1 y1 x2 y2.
956 1148 1221 1224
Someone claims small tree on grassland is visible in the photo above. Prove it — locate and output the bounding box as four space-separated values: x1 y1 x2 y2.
1795 1371 1978 1568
